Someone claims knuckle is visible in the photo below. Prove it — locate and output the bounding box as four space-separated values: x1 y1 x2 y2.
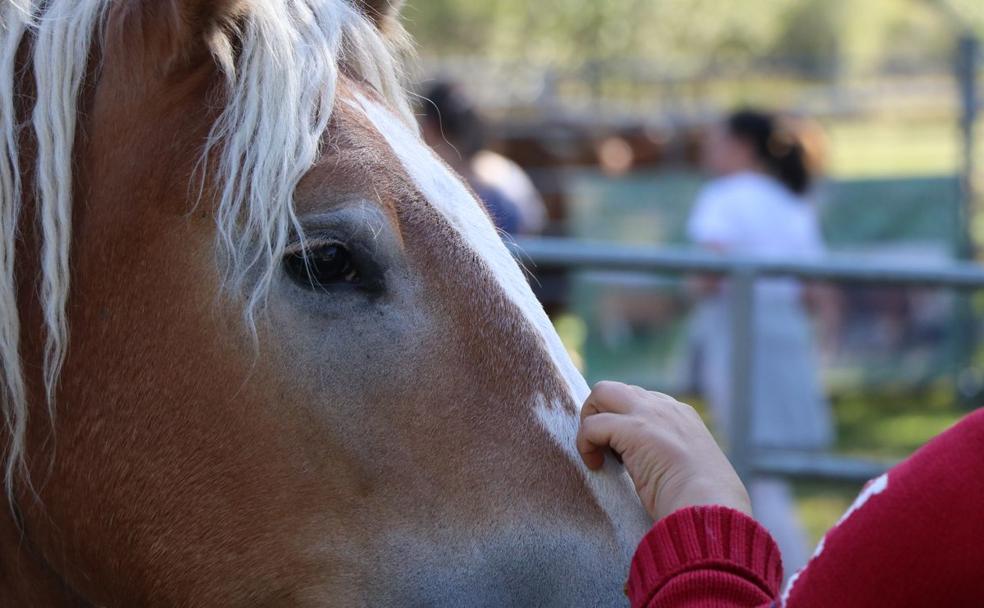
649 390 677 404
592 380 622 398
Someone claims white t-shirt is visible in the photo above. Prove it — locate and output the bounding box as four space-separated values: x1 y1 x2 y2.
472 150 547 235
687 171 825 300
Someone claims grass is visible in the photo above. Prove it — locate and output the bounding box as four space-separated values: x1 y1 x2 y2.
794 480 862 546
823 117 964 179
833 387 965 457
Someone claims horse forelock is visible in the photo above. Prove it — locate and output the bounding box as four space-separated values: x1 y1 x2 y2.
0 0 411 498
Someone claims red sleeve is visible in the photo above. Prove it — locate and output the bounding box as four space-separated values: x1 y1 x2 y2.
627 411 984 607
781 408 984 607
626 505 782 608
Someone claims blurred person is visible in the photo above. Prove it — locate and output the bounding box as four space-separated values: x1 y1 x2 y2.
473 149 547 235
686 109 834 575
577 380 984 607
419 81 546 235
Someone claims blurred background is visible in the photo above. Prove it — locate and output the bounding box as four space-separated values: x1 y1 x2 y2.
404 0 984 561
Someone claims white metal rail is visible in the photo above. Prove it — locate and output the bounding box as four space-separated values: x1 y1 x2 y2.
511 237 984 484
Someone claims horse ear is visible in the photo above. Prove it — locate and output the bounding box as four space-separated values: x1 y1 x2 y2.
355 0 405 33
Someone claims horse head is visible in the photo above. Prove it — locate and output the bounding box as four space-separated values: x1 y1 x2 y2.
0 1 651 605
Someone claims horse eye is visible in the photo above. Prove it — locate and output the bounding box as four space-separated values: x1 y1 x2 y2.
283 242 360 290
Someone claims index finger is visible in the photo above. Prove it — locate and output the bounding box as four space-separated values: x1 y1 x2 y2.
580 381 636 423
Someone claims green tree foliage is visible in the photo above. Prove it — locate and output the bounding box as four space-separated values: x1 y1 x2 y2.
941 0 984 31
404 0 977 77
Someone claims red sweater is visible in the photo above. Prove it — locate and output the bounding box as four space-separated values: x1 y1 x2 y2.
626 408 984 607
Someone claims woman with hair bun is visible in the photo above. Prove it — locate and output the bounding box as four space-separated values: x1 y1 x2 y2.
686 109 834 576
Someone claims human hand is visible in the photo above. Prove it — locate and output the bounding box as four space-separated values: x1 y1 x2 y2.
576 381 751 520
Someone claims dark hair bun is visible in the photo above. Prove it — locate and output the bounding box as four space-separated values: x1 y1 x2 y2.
420 81 486 158
726 109 813 196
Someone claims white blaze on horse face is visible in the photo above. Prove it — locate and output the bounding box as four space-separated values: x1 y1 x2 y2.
352 95 652 554
350 95 588 402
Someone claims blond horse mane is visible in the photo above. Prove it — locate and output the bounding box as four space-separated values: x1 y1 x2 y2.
0 0 413 497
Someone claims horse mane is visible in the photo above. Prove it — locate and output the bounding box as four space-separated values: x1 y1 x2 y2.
0 0 413 497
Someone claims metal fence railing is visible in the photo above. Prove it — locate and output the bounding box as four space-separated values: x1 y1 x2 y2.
511 237 984 484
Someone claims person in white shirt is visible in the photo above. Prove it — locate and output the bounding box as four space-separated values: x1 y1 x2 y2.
687 109 834 576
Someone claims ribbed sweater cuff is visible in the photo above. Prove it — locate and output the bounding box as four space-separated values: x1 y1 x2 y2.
626 505 783 607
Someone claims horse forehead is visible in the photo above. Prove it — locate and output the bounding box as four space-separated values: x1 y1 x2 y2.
293 106 398 209
323 85 600 449
346 91 592 408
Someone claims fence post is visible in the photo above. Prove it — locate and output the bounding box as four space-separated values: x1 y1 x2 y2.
955 33 979 404
728 268 756 483
956 33 978 259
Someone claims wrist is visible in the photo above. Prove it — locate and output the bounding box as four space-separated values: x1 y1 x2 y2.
654 475 751 520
